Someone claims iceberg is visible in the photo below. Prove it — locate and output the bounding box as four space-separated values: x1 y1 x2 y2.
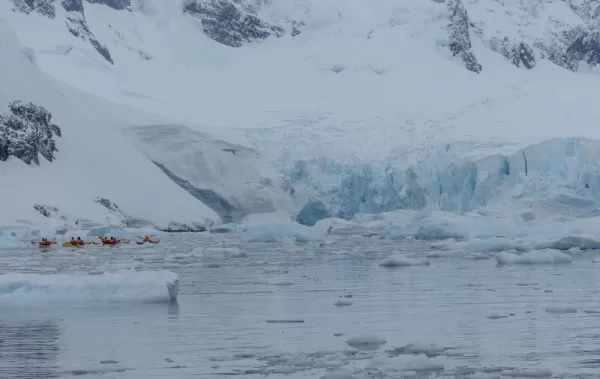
0 270 179 305
244 221 319 243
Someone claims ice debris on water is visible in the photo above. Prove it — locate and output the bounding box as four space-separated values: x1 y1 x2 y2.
320 370 356 379
379 253 430 267
346 334 387 349
334 299 353 306
502 368 553 377
545 306 577 313
495 249 572 265
388 342 448 357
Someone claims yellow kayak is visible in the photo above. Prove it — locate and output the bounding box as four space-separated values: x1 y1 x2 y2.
62 242 98 247
62 239 131 247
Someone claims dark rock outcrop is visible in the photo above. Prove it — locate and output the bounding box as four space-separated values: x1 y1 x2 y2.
0 101 62 165
184 0 286 47
33 204 59 218
490 37 536 69
566 27 600 67
62 0 114 64
447 0 482 73
85 0 130 10
10 0 56 18
537 26 600 71
161 222 207 232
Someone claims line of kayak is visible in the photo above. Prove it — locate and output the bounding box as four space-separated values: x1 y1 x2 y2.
32 236 161 248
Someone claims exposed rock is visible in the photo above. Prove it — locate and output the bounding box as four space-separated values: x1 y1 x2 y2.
447 0 482 73
85 0 130 10
566 27 600 67
61 0 114 64
10 0 56 18
33 204 59 218
183 0 285 47
160 222 208 232
490 37 536 69
0 101 62 165
537 26 600 71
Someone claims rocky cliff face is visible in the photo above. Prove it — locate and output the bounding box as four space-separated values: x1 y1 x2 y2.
6 0 600 75
183 0 287 47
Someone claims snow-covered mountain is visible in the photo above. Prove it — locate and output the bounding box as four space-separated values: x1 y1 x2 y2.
3 0 600 230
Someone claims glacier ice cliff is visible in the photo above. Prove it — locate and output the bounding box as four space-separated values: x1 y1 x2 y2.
286 138 600 225
125 124 295 223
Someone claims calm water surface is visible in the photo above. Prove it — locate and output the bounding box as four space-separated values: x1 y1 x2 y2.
1 233 600 378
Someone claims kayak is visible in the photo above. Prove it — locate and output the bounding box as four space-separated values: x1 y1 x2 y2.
98 239 131 246
62 242 98 247
39 245 52 249
136 240 160 245
31 238 56 245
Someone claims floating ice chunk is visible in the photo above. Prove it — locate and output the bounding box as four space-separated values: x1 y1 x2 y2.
209 223 244 233
266 320 304 323
382 211 527 241
403 354 444 372
540 236 600 251
545 306 577 313
320 371 356 379
393 342 446 356
452 237 530 253
313 218 367 236
346 334 387 349
495 250 572 265
0 270 179 304
334 299 353 307
380 254 430 267
465 253 492 260
244 222 318 243
98 262 142 271
164 253 201 263
86 225 126 237
502 368 552 377
0 235 23 249
426 250 463 258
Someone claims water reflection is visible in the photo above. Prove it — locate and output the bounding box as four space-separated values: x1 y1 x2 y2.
0 321 60 378
168 302 180 319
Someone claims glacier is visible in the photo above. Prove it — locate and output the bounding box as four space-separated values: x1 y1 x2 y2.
285 138 600 224
4 0 600 234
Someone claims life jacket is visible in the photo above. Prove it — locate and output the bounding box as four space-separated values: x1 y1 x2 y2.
40 241 51 246
76 240 84 245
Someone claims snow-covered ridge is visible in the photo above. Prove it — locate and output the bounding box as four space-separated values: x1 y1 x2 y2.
5 0 600 74
0 19 289 230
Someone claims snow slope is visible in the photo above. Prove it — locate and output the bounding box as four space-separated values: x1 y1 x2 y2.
0 19 222 230
5 0 600 226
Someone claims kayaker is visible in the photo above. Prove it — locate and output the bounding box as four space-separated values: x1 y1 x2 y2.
76 237 84 245
143 235 153 242
39 238 51 246
70 237 77 245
